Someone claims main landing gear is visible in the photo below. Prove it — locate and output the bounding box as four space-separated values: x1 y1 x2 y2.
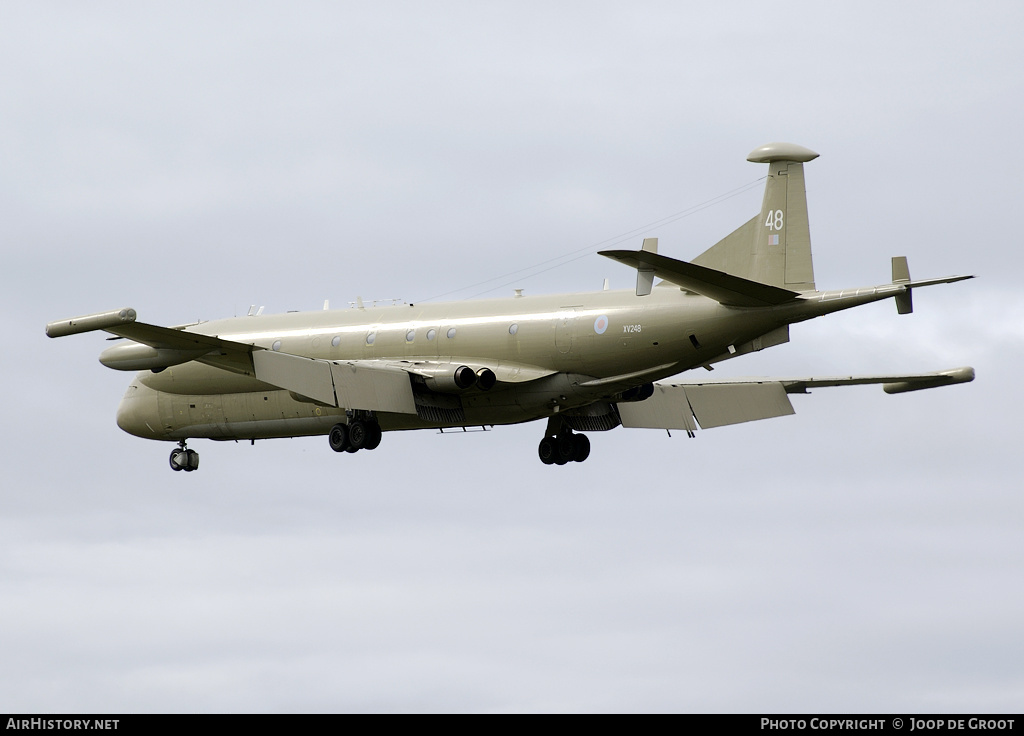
328 419 383 454
169 440 199 472
537 426 590 466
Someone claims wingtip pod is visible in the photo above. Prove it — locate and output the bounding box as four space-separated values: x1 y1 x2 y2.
747 142 819 163
883 366 975 394
46 308 137 338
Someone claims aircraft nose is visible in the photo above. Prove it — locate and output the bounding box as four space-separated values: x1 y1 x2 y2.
116 380 166 439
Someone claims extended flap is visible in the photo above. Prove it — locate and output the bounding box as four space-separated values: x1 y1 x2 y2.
617 381 794 430
682 382 794 428
617 384 698 431
329 361 417 414
252 351 417 414
252 350 336 406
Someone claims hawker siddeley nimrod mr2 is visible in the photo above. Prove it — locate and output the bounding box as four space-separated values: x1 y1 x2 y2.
47 143 975 471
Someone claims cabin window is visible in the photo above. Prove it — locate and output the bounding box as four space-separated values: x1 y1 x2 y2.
331 336 341 347
406 329 415 342
446 327 457 339
426 329 436 341
366 332 376 345
272 340 281 351
509 323 519 335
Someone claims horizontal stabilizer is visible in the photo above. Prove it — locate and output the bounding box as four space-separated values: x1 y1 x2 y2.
891 256 975 316
599 249 801 306
903 274 974 289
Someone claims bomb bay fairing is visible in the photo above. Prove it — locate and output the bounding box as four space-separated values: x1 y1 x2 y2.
46 143 974 471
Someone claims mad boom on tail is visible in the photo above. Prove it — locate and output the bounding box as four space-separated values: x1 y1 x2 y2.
46 143 974 471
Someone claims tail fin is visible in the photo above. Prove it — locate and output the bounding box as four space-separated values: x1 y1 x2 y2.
692 142 818 292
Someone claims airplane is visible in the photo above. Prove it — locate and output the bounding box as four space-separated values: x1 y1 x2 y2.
46 142 975 471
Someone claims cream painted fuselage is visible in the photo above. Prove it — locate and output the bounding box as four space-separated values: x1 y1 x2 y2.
116 287 763 442
114 281 897 444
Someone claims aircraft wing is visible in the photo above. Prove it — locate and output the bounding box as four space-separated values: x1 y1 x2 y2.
47 308 560 416
251 354 557 413
46 307 258 374
46 309 415 413
46 308 248 352
617 367 974 430
778 367 975 394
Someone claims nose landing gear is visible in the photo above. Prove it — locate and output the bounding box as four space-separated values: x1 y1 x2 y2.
169 440 199 472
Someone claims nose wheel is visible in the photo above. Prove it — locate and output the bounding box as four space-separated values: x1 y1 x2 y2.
169 440 199 472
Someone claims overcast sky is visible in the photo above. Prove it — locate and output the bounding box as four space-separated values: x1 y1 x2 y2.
2 1 1022 713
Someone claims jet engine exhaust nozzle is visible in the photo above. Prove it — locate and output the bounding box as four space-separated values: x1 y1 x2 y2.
476 368 497 391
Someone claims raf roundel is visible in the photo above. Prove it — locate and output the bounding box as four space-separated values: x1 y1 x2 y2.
594 315 609 334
